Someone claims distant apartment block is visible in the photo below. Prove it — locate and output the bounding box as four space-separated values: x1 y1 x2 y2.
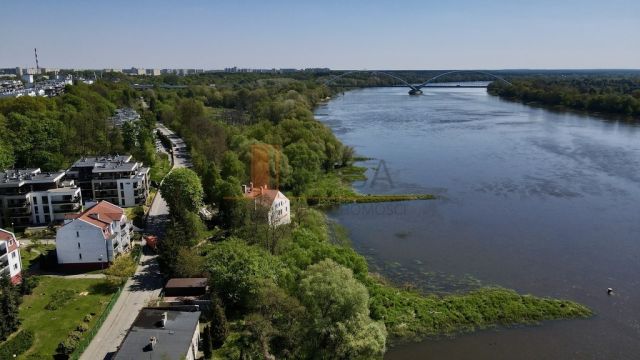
146 68 161 76
66 155 150 208
0 169 83 229
56 201 132 270
0 228 22 284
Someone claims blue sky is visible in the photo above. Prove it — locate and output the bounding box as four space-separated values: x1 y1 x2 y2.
1 0 638 69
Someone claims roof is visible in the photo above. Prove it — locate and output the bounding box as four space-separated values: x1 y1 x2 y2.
243 185 285 207
114 308 200 360
77 201 124 230
71 155 133 168
0 228 15 242
165 278 208 289
0 168 66 188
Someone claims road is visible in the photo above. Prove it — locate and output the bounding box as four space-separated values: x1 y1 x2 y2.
80 123 188 360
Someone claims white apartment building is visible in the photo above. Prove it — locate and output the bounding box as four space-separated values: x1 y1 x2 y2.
56 201 132 270
0 169 83 229
66 155 150 208
0 228 22 284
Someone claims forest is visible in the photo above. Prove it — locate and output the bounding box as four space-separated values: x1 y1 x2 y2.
488 76 640 118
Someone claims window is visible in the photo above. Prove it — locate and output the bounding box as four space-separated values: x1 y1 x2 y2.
33 197 37 204
13 264 18 270
76 231 79 238
45 215 51 223
79 253 82 260
121 199 125 206
34 207 39 214
35 215 40 223
11 252 16 258
42 196 48 202
77 242 81 249
120 183 123 189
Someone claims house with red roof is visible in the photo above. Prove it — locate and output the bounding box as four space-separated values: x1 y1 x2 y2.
55 201 133 270
242 183 291 226
0 228 22 284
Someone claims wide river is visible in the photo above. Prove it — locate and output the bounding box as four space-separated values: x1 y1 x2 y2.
315 87 640 359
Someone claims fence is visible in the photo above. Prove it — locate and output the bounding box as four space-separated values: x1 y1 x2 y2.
67 284 123 360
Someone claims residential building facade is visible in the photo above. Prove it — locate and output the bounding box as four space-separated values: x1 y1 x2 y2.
66 155 150 208
55 201 132 270
242 183 291 226
0 169 83 229
0 228 22 284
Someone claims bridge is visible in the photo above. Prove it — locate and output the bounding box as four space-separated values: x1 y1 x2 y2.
323 70 512 95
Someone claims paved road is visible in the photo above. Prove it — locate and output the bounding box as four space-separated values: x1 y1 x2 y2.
80 123 187 360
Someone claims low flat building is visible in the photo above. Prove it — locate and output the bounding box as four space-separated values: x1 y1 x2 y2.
0 228 22 284
0 168 83 229
114 307 201 360
242 183 291 226
66 155 150 208
55 201 132 270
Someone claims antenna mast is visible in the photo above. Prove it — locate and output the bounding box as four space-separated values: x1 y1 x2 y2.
34 48 39 73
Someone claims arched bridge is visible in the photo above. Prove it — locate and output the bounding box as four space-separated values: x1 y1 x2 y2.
323 70 512 95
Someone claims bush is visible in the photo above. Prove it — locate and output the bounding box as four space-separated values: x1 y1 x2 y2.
76 323 89 332
0 330 34 359
83 314 93 323
44 289 75 310
56 336 79 355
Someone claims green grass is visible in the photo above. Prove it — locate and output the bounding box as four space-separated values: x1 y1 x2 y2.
17 277 117 359
365 276 592 341
20 243 55 271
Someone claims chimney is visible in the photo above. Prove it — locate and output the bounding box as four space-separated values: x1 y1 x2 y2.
149 336 157 350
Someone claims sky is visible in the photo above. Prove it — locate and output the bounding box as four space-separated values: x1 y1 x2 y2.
1 0 639 70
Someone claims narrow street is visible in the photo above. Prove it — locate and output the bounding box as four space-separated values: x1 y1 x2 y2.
79 123 188 360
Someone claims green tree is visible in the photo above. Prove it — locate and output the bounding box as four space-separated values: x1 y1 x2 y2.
174 246 205 277
220 151 246 180
160 168 204 216
211 296 229 349
202 325 213 359
297 259 387 359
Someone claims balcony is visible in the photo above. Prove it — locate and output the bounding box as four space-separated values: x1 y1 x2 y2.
53 204 82 213
0 247 6 256
6 200 30 209
51 196 81 204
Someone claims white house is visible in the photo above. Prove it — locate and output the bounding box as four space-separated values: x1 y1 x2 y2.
55 201 132 270
242 184 291 226
0 228 22 284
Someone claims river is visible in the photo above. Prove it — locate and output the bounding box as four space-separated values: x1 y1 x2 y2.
315 87 640 359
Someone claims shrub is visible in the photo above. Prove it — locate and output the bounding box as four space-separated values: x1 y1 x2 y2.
83 314 93 323
76 323 89 332
44 289 75 310
0 330 34 359
56 336 79 355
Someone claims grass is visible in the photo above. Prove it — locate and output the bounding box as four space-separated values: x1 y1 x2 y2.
365 275 592 342
20 243 55 271
17 277 117 359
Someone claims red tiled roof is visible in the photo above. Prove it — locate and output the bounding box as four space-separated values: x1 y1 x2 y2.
243 186 281 207
0 228 14 241
77 201 124 230
0 228 18 252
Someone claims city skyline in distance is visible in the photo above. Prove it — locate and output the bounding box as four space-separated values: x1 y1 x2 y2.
2 0 639 70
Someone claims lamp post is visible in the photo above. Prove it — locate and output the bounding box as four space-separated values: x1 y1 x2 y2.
99 254 104 271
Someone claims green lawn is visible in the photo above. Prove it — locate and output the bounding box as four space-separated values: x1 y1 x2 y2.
149 153 172 183
20 243 55 271
18 277 117 359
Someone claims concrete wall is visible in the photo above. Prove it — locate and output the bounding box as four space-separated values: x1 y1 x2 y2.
56 220 113 265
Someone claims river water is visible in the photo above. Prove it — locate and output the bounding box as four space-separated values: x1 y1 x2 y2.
315 87 640 359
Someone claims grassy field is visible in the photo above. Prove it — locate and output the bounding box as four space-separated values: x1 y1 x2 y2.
18 277 116 359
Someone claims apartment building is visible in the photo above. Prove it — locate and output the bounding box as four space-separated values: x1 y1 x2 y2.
66 155 150 208
55 201 132 270
0 228 22 284
0 169 83 229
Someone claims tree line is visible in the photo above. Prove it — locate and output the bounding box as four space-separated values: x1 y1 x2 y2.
488 76 640 118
